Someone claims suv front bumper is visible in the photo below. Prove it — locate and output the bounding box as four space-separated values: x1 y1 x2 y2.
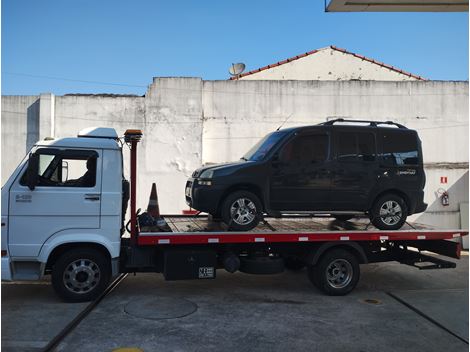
185 178 225 215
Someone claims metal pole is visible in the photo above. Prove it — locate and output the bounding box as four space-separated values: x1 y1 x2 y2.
130 140 138 245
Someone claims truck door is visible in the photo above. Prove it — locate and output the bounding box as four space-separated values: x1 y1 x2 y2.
8 148 102 257
330 130 378 210
270 132 331 211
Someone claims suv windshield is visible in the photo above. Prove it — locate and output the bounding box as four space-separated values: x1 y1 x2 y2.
242 131 287 161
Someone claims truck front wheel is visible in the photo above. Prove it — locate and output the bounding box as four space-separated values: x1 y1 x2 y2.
308 248 360 296
51 248 111 302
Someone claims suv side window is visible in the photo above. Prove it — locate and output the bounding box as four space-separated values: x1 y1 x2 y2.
382 131 419 166
280 134 328 164
20 149 98 187
337 132 376 162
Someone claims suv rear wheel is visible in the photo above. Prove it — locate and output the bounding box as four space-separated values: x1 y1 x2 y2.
221 190 262 231
370 193 408 230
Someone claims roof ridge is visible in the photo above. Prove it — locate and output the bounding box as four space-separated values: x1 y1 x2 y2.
230 45 426 81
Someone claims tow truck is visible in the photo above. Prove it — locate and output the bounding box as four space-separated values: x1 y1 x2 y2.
1 128 467 302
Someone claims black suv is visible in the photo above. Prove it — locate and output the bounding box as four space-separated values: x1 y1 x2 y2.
186 119 427 231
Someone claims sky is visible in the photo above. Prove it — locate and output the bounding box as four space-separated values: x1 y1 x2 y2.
1 0 468 96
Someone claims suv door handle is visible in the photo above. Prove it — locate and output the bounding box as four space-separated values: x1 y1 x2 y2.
84 194 100 201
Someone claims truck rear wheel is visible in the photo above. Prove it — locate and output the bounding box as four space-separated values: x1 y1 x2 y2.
308 248 359 296
51 248 111 302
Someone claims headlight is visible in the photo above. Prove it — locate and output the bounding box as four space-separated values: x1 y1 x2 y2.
199 170 214 179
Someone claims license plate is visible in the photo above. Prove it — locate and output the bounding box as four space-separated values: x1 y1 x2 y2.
185 187 191 197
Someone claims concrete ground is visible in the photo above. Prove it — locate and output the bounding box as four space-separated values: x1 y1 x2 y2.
2 255 468 352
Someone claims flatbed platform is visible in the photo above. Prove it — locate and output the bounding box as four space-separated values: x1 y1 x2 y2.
138 215 468 246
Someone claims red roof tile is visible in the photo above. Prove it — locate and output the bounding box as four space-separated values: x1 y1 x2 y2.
229 45 426 81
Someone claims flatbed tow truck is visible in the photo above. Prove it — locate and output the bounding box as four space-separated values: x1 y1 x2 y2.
1 128 467 302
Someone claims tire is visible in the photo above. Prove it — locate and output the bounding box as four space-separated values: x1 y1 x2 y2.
284 257 306 271
51 248 111 302
333 215 353 221
370 193 408 230
221 190 262 231
308 248 360 296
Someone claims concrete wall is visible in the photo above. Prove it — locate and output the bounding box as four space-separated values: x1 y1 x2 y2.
238 47 420 81
1 78 468 229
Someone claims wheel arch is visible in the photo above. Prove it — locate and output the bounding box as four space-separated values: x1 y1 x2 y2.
218 183 265 213
44 242 112 273
369 189 411 214
308 242 368 266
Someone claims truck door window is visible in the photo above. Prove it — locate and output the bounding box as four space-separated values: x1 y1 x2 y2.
382 131 418 165
20 150 98 187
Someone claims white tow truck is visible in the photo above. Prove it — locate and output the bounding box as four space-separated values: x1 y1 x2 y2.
1 127 467 302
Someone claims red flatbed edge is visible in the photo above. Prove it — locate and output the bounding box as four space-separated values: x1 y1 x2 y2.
137 216 468 246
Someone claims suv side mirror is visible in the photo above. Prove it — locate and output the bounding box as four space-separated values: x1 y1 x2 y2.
26 153 39 190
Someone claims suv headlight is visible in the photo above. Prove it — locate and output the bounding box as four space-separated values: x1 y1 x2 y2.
199 170 214 179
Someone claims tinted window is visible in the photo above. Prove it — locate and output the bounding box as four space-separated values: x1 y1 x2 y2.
280 134 328 163
338 132 376 162
382 131 419 165
338 133 357 161
243 131 287 161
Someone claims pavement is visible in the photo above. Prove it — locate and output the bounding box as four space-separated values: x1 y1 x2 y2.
1 254 468 352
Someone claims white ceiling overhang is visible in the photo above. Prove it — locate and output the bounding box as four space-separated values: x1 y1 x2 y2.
326 0 468 12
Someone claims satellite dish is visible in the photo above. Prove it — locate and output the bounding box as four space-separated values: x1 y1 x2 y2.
229 63 246 76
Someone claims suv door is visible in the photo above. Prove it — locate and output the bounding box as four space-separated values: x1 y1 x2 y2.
330 130 379 210
270 132 331 211
8 148 102 257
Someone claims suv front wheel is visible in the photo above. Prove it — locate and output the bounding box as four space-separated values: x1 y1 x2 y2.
221 190 262 231
370 193 408 230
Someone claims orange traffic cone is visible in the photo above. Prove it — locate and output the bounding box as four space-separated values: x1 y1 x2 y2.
147 183 160 218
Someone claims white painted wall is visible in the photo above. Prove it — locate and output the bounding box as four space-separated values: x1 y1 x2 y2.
238 47 420 81
1 79 468 229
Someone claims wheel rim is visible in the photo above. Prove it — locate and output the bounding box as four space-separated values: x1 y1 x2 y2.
379 200 402 226
325 259 353 289
230 197 257 225
63 258 101 294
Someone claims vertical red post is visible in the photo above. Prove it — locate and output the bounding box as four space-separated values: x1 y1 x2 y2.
130 140 138 245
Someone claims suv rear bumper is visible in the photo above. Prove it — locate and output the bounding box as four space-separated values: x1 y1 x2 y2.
408 190 427 214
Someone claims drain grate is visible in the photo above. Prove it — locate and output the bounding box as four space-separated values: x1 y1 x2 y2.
363 298 382 305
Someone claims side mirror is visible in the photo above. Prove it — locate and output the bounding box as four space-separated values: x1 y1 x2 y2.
26 153 39 191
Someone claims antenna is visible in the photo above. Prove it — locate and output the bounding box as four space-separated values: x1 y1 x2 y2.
276 113 294 131
229 63 246 79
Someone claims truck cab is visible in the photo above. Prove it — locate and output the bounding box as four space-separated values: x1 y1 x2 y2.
1 127 124 301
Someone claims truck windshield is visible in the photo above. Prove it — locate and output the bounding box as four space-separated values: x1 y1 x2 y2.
242 131 287 161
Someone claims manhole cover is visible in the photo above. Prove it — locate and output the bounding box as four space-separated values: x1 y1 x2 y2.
124 296 197 320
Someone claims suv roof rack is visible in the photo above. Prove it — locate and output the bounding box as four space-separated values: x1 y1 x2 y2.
321 118 407 129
